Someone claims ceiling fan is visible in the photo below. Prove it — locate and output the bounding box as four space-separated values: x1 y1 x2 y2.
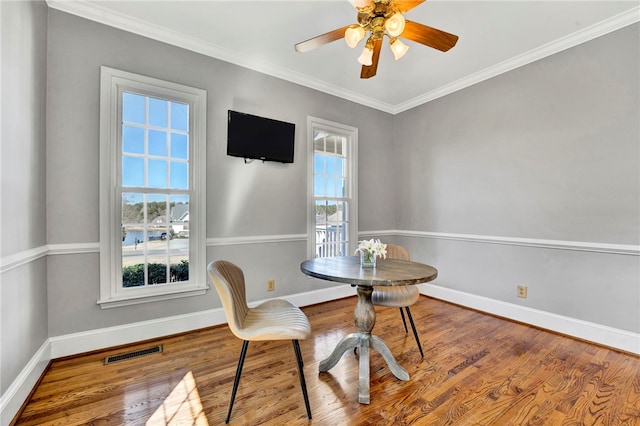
294 0 459 79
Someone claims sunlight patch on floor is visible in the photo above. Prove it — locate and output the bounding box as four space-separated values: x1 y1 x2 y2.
146 371 208 425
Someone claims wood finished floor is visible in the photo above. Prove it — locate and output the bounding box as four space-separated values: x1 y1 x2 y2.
14 296 640 425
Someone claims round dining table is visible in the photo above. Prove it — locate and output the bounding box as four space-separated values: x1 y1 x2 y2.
300 255 438 404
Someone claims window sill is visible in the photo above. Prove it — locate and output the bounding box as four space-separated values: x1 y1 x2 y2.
98 285 209 309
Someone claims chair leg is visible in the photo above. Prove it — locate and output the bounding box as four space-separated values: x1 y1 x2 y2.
226 340 249 424
404 307 424 358
292 340 312 420
399 307 409 333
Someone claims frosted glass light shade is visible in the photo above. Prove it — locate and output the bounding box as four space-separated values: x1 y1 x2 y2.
390 38 409 60
385 13 406 37
357 46 374 66
345 26 366 48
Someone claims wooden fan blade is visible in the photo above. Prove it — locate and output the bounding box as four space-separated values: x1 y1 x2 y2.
393 0 425 13
402 20 459 52
360 38 382 79
295 25 352 53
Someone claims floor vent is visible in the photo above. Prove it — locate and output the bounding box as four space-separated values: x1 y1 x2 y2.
104 344 163 365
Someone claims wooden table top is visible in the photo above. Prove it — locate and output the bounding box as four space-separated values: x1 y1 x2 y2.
300 256 438 287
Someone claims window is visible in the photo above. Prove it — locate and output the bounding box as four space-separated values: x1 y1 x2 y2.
308 117 358 258
99 67 207 308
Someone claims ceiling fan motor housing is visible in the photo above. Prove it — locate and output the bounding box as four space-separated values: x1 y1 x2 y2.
357 1 399 39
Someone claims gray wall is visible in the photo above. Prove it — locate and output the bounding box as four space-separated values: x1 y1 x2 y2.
0 0 49 407
45 9 394 336
393 23 639 333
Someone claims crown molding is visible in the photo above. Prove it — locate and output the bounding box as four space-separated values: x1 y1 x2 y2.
46 2 639 114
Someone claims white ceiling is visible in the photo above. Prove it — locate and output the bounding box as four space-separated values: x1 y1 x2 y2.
47 0 639 114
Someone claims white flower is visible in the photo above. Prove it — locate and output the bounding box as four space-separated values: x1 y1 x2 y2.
355 238 387 259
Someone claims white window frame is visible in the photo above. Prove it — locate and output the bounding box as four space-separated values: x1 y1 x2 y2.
307 116 358 258
98 66 207 308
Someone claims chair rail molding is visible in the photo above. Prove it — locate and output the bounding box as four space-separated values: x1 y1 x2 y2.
1 245 49 273
207 234 307 246
360 230 640 256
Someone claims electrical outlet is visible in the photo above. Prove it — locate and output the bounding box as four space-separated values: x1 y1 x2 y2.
267 279 275 291
517 285 528 298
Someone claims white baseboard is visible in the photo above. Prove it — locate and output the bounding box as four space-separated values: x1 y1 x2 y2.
0 341 50 426
419 284 640 355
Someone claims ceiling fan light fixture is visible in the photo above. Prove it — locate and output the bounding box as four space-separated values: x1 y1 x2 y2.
385 13 405 37
357 41 374 66
345 25 366 48
390 37 409 60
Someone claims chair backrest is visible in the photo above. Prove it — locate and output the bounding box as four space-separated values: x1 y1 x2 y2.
207 261 249 339
386 244 410 261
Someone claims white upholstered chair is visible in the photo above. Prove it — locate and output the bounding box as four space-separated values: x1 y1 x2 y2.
371 244 424 357
207 260 312 423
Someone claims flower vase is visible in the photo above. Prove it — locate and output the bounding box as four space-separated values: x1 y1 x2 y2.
360 251 376 268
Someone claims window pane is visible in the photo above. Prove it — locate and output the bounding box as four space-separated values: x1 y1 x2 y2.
335 201 348 222
148 159 167 188
122 193 144 287
122 156 144 187
337 178 347 197
314 175 325 197
170 195 189 282
148 194 169 285
149 97 168 127
171 102 188 131
123 92 145 124
170 257 189 282
170 161 188 189
326 156 335 175
122 193 143 224
171 133 188 159
147 262 168 285
336 157 345 177
149 130 167 156
326 177 336 197
122 125 144 154
315 200 328 222
314 153 325 173
334 138 344 156
147 194 168 223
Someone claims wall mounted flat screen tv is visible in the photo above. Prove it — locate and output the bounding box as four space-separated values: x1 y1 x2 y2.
227 110 295 163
